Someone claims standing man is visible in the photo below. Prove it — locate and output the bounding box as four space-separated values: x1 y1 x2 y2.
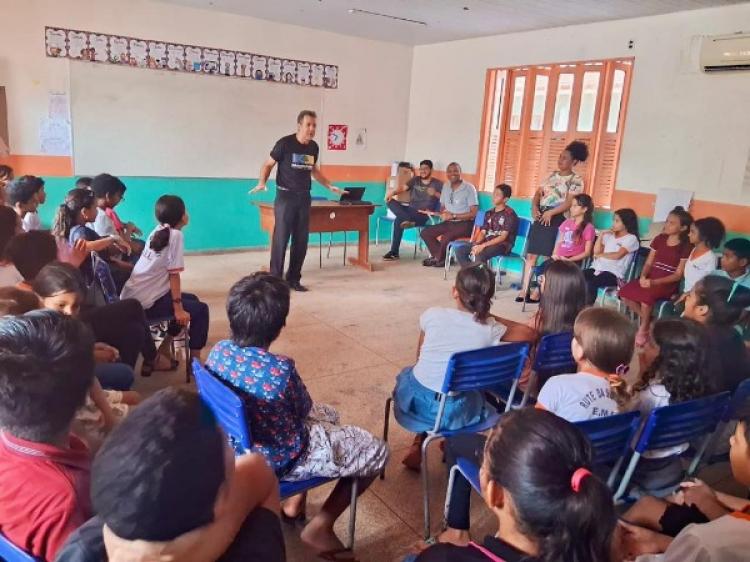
250 110 345 292
419 162 478 267
383 159 443 261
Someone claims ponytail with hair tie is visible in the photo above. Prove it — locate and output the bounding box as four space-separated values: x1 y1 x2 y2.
570 468 591 493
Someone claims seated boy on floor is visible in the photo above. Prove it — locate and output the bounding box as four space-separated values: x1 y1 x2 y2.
0 311 95 560
55 387 285 562
206 272 388 561
619 406 750 561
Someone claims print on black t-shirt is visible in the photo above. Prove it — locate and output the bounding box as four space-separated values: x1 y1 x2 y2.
270 134 319 193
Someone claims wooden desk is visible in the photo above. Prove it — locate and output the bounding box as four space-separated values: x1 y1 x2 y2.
255 201 377 271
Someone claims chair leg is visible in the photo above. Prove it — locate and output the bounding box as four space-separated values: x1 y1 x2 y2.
443 248 452 280
614 453 641 502
687 432 715 476
444 464 459 523
380 398 392 480
327 235 333 258
184 328 191 384
421 434 439 539
347 478 359 550
375 218 381 246
343 233 347 265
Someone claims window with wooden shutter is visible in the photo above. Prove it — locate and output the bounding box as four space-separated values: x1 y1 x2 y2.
477 59 633 208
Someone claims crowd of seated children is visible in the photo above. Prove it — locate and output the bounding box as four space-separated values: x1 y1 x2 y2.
680 217 725 295
7 174 45 232
383 160 442 261
0 312 96 560
0 204 23 286
619 206 694 346
454 183 519 267
583 207 641 305
51 187 132 290
392 263 535 470
89 173 145 258
628 318 714 491
619 405 750 561
415 408 617 562
0 164 13 204
682 275 750 392
527 192 595 302
206 272 387 560
55 387 286 562
121 194 209 361
518 140 589 302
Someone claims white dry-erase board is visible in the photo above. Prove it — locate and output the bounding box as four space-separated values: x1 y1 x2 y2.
70 61 324 178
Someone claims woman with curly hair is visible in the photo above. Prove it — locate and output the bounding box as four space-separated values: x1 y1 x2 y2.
628 317 714 491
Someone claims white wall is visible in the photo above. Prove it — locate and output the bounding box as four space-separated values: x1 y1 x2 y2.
1 0 413 171
405 4 750 205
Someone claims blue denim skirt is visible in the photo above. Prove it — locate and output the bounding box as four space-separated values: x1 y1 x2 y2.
392 367 490 433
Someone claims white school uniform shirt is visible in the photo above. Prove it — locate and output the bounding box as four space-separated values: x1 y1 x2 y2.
537 372 619 422
21 211 41 232
636 512 750 562
88 208 117 237
0 263 23 286
120 226 184 309
683 249 718 292
629 384 688 459
412 307 506 393
592 232 640 280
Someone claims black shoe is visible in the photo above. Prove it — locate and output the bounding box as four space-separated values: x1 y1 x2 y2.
422 258 436 267
433 260 446 268
289 282 309 292
383 252 400 261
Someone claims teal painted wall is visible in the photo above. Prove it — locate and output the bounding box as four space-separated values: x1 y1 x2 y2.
40 178 748 253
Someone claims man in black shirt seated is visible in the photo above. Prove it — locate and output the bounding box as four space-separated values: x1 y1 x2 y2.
55 388 285 562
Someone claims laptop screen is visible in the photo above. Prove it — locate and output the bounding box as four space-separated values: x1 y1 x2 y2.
340 187 365 202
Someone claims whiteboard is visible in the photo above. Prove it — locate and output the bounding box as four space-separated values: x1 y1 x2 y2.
70 61 324 177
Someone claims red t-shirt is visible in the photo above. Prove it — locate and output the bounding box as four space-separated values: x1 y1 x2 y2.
0 432 91 560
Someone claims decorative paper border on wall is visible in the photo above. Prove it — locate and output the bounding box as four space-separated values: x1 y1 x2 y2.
44 26 339 89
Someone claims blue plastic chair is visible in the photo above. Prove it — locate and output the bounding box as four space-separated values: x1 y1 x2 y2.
443 210 487 279
701 378 750 466
613 392 731 501
490 217 531 288
193 360 359 549
0 531 40 562
93 252 192 383
576 411 642 489
381 342 530 538
596 246 650 310
527 332 576 401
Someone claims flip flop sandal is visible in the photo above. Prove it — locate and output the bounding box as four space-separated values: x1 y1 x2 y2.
317 548 359 561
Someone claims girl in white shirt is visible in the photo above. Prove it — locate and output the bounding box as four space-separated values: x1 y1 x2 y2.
583 207 641 305
121 195 209 360
682 217 725 293
536 307 633 422
393 263 534 470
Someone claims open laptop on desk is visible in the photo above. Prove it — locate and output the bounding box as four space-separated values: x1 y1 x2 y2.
339 187 371 206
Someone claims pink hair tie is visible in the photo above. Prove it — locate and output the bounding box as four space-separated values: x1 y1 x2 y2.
615 363 630 376
570 468 592 493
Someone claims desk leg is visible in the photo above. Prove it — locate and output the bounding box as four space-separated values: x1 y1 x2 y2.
348 229 375 271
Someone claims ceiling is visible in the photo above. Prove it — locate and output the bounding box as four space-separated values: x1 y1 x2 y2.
158 0 748 45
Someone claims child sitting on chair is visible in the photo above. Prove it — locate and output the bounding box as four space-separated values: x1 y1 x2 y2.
206 272 387 561
393 263 534 471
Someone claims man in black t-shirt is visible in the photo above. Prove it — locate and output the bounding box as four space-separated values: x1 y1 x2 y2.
250 110 344 292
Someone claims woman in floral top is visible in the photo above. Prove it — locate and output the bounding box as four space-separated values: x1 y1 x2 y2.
518 141 589 303
206 272 388 561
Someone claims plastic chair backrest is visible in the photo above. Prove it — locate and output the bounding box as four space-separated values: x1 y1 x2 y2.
634 392 731 453
468 210 486 239
627 246 651 281
442 342 529 394
576 411 641 465
724 378 750 422
92 252 120 304
0 531 39 562
509 217 531 256
532 332 575 379
193 360 252 454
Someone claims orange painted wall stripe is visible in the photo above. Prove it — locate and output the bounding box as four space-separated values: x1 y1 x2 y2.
319 164 390 182
0 154 73 177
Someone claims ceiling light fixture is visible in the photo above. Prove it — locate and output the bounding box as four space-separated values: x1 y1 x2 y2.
347 8 427 26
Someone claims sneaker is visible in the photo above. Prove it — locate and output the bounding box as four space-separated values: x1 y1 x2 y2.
422 258 436 267
383 252 400 261
400 220 416 229
288 282 309 292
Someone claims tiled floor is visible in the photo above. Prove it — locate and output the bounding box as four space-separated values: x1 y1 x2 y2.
133 243 737 562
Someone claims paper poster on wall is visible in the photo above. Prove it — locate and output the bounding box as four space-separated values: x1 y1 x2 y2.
653 188 693 222
46 26 339 89
89 33 109 62
354 128 367 149
39 116 71 155
109 36 129 64
49 92 69 120
327 124 348 151
148 42 168 69
220 51 236 76
46 28 67 56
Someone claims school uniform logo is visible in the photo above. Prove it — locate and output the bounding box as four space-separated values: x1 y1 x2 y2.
291 153 315 170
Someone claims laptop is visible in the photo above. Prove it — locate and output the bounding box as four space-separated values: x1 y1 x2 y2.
339 187 370 205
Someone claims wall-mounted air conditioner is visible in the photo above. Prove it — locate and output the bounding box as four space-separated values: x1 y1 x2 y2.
700 32 750 72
